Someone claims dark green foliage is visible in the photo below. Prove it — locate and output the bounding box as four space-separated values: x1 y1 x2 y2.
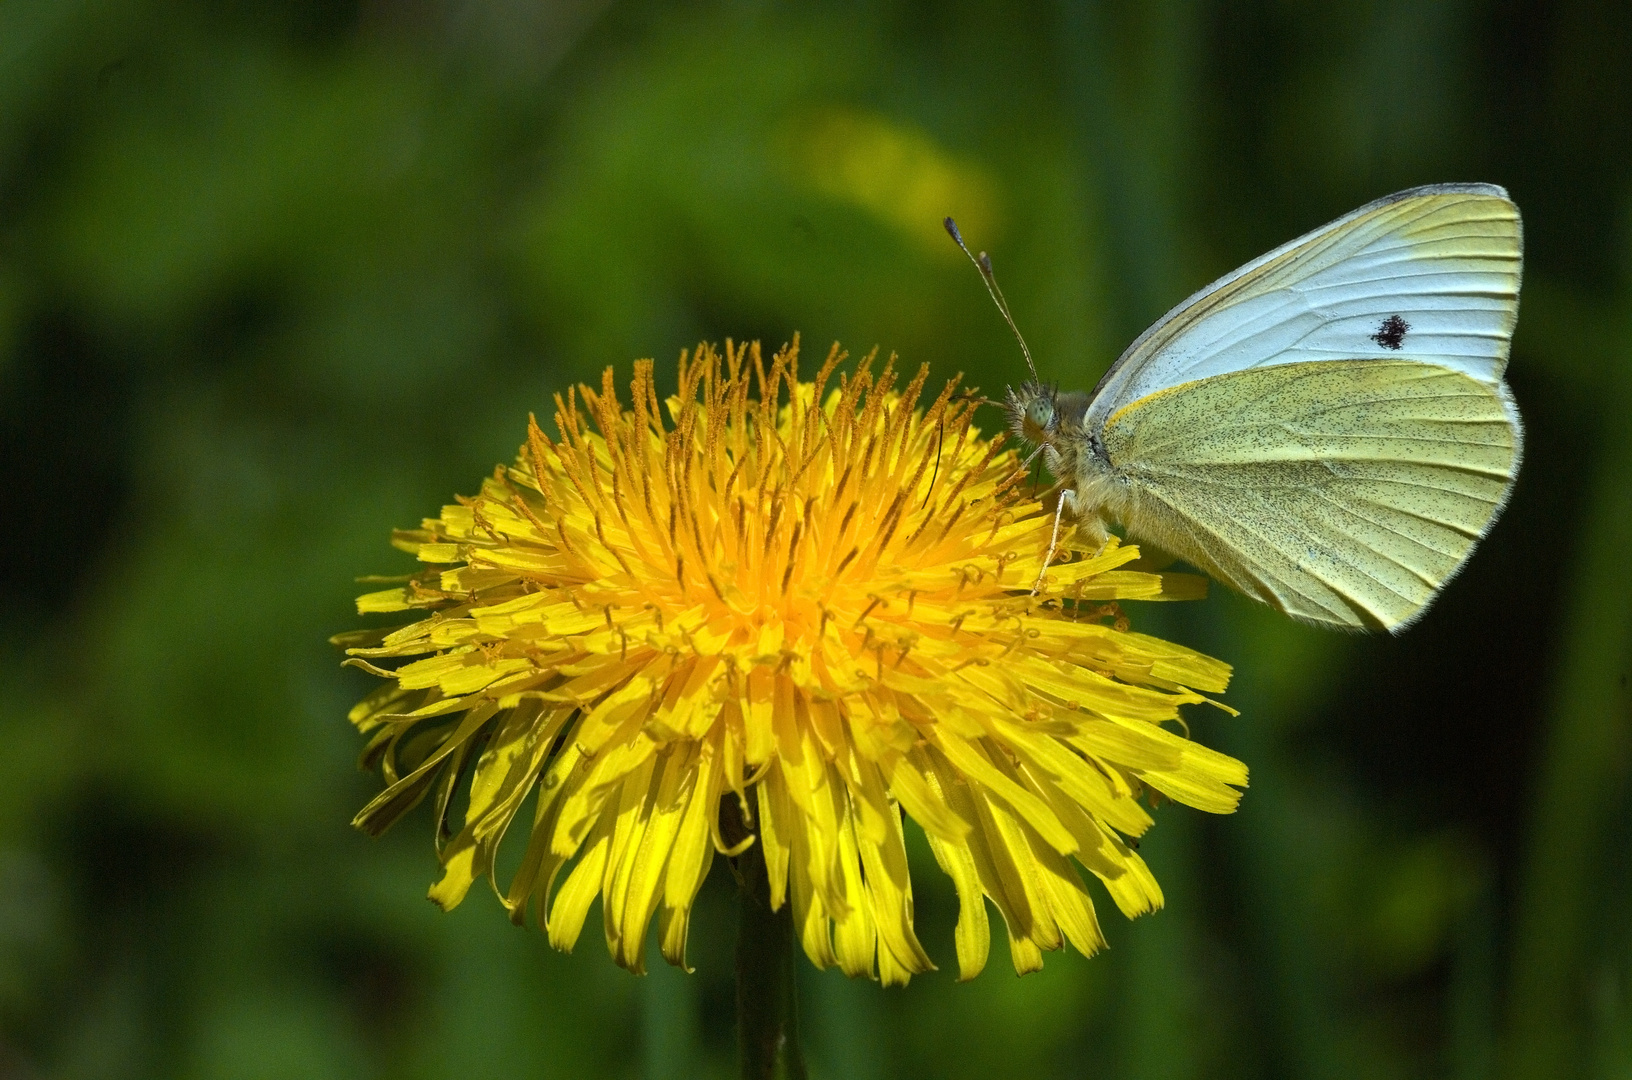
1 1 1628 1077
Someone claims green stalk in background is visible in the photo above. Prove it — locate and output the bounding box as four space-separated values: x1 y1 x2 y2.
1503 281 1632 1079
736 843 807 1080
1056 5 1217 1078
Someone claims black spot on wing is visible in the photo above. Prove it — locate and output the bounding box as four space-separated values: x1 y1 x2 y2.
1372 314 1410 350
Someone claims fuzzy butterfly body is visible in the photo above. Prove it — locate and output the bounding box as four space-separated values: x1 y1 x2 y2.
998 184 1523 632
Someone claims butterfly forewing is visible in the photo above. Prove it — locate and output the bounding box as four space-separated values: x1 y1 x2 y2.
1083 184 1522 434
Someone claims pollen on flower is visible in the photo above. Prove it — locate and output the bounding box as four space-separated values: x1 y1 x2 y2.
334 338 1246 983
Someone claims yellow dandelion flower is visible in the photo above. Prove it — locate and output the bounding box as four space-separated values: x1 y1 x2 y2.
335 339 1247 983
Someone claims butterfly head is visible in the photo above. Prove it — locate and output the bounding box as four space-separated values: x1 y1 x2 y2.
1003 381 1103 491
1005 381 1092 443
1005 381 1057 445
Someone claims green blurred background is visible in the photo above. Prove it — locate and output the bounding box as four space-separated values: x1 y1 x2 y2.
2 1 1630 1077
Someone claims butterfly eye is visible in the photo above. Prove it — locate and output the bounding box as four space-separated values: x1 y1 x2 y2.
1025 397 1055 435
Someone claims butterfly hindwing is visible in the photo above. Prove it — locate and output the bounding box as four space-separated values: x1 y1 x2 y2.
1100 359 1521 630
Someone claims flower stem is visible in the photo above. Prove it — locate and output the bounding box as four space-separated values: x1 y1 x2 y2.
735 843 807 1080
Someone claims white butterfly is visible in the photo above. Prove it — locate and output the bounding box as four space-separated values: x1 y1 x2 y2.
950 183 1523 631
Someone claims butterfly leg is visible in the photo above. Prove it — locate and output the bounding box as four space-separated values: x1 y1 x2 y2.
1033 488 1079 595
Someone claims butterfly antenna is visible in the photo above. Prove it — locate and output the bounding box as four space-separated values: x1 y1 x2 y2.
922 414 944 510
923 387 983 509
944 217 1039 382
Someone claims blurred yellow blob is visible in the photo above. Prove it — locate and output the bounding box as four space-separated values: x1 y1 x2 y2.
789 108 1000 254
